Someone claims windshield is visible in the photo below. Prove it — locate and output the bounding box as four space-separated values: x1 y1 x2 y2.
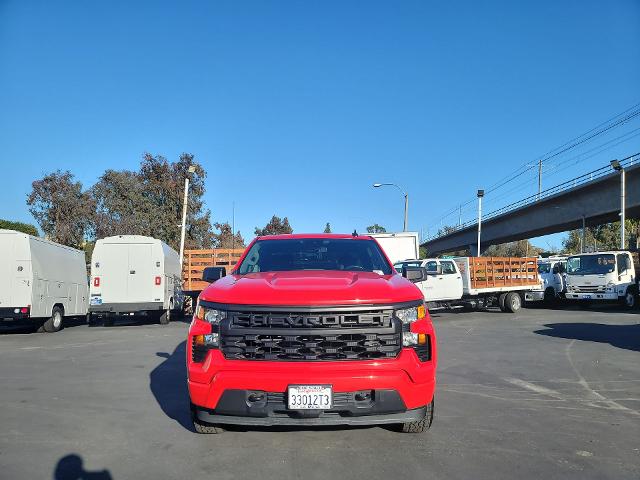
394 261 422 273
537 263 551 274
237 238 393 275
566 254 616 275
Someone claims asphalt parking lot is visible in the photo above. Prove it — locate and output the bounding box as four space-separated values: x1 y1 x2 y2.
0 306 638 480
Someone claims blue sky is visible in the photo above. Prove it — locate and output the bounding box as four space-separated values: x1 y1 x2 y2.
1 0 639 249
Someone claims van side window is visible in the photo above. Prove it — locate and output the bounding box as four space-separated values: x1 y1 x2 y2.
441 261 456 275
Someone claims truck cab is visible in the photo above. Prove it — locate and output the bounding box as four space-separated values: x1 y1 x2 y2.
525 257 567 303
564 251 638 308
394 258 463 303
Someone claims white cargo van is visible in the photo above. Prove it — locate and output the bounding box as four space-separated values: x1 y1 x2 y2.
0 229 88 332
89 235 183 325
369 232 420 265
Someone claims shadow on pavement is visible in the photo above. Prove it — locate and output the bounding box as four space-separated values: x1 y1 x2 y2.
534 322 640 352
54 454 112 479
149 341 194 432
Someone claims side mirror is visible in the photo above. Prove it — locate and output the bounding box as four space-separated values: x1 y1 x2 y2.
202 266 226 283
403 266 428 283
426 264 442 275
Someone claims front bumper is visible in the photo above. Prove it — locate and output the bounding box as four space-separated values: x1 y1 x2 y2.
524 290 545 302
565 292 617 301
188 347 436 416
192 392 427 426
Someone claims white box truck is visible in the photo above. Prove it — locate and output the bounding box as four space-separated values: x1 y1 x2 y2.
88 235 183 325
369 232 420 265
0 229 88 332
564 251 638 308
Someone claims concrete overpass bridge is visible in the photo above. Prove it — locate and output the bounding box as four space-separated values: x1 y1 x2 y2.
423 156 640 255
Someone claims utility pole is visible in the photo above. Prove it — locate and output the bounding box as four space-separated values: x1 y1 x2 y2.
537 159 542 201
581 216 586 253
179 166 196 266
477 190 484 256
610 160 625 249
232 202 235 251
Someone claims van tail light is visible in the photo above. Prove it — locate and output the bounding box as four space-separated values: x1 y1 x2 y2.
155 276 162 286
20 307 29 314
93 277 100 287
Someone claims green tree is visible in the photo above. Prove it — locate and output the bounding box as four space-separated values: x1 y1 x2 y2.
0 219 39 236
485 240 542 257
323 222 332 233
563 220 640 253
92 153 215 250
366 224 386 233
255 216 293 236
213 222 245 249
27 170 95 248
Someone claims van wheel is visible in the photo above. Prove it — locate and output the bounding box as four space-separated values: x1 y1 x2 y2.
398 400 434 433
505 292 522 313
191 405 224 434
158 308 170 325
498 293 508 312
41 306 64 333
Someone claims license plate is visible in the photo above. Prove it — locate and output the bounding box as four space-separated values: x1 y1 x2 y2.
90 297 102 305
287 385 332 410
582 295 592 300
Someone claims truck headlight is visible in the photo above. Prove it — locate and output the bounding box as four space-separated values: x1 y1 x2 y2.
395 304 427 347
195 305 227 325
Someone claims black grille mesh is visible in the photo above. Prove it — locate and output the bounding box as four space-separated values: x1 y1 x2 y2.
222 332 401 361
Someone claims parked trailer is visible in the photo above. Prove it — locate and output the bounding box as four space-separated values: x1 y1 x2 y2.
396 256 540 312
368 232 420 265
0 229 88 332
89 235 182 325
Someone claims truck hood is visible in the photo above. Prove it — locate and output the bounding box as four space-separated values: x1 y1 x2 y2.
199 270 423 306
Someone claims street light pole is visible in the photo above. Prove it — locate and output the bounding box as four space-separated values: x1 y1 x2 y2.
372 183 409 232
179 166 197 265
610 160 626 249
477 189 484 256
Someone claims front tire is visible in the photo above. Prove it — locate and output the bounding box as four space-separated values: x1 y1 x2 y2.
621 288 637 309
191 405 225 434
399 400 434 433
41 306 64 333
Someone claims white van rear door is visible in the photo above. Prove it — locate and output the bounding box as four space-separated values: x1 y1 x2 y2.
0 234 15 307
127 244 153 302
100 244 129 303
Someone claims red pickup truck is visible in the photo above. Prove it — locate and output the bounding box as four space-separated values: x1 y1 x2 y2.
187 233 437 433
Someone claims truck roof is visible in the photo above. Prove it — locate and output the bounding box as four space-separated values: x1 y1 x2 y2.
255 233 375 241
567 250 631 256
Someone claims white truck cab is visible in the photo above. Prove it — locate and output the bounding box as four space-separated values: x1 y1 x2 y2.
525 257 567 303
564 251 638 308
394 258 463 302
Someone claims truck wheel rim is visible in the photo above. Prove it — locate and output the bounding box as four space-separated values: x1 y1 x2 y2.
53 312 62 328
626 293 635 307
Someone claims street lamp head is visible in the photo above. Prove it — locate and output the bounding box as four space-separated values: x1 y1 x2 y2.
477 189 485 198
188 165 197 173
610 159 622 171
373 183 382 188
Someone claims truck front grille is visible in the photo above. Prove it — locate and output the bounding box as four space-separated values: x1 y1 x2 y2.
221 332 401 361
574 285 605 293
229 309 393 329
